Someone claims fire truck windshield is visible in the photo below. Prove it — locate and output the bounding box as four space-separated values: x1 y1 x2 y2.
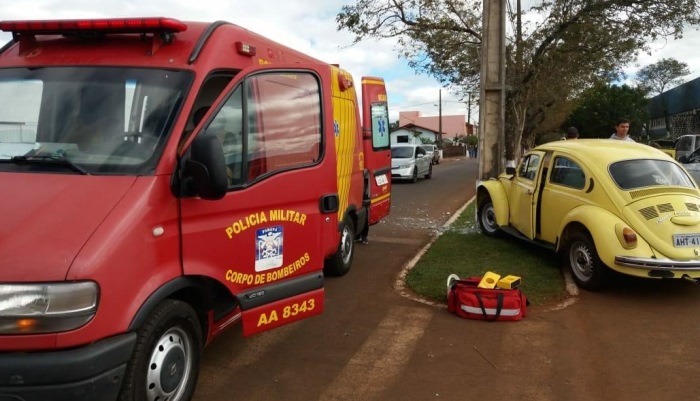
0 67 193 174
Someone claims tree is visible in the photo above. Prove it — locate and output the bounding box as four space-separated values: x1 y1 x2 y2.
337 0 700 163
635 58 690 96
635 58 690 137
564 83 649 140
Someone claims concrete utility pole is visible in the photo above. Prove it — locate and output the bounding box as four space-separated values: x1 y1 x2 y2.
438 89 443 146
478 0 506 180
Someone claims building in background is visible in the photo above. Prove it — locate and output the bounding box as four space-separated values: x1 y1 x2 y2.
395 111 475 145
389 122 443 145
648 77 700 139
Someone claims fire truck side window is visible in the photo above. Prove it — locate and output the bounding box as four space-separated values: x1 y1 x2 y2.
245 72 322 182
204 86 243 186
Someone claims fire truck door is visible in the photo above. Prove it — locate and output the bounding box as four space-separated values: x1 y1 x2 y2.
361 77 391 224
179 69 329 335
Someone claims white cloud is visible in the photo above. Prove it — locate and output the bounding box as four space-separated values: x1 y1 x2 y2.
2 1 697 126
0 0 448 124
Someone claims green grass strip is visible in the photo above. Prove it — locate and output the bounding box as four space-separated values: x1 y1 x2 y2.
405 200 569 306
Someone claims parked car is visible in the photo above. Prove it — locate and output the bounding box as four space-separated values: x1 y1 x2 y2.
421 144 440 164
476 139 700 290
649 139 676 159
391 144 432 183
674 134 700 160
679 145 700 184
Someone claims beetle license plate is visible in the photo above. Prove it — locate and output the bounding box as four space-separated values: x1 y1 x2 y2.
673 233 700 247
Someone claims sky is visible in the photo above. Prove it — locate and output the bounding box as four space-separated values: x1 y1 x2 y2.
1 0 699 126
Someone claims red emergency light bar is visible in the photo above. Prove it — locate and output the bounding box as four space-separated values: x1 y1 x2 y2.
0 17 187 34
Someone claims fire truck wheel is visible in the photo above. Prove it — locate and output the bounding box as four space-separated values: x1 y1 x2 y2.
119 299 203 401
324 217 355 276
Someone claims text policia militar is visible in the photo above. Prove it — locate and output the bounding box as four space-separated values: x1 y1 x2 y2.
225 209 307 239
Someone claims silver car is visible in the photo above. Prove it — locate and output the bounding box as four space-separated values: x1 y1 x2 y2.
421 144 440 164
391 144 432 183
679 145 700 184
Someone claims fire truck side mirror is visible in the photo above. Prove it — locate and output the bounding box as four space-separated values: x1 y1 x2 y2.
182 133 228 200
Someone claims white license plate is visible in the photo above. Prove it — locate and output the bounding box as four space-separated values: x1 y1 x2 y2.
673 233 700 247
375 174 389 186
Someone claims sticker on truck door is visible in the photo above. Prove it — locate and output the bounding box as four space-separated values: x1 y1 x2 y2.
256 226 283 271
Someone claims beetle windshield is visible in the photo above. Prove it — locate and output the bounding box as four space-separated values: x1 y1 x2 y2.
609 159 695 190
0 67 192 174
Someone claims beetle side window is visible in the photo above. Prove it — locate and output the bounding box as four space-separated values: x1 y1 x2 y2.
518 155 541 181
550 157 585 189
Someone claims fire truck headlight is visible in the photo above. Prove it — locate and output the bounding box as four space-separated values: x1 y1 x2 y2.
0 282 98 334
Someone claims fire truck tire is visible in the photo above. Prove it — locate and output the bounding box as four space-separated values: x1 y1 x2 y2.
119 299 203 401
324 217 355 276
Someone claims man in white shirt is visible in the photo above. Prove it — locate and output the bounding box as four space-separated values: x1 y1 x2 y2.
610 118 635 142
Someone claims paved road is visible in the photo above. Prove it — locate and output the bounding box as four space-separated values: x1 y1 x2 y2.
193 156 700 401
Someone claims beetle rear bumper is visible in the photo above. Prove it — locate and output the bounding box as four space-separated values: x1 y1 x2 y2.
615 256 700 271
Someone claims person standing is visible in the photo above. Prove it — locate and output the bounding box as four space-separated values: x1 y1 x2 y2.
566 126 579 139
610 118 635 142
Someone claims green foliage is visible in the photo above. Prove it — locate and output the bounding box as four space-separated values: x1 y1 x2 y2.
337 0 700 157
565 83 649 139
635 58 690 96
405 201 568 305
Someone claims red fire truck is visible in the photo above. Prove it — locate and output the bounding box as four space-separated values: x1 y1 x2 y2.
0 17 391 401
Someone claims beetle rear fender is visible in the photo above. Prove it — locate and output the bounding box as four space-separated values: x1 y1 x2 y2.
558 205 653 266
476 181 509 227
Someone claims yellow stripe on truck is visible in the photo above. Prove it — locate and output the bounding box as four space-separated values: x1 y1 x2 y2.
361 78 385 86
331 66 357 220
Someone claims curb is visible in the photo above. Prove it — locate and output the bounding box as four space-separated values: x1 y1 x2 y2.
394 196 580 310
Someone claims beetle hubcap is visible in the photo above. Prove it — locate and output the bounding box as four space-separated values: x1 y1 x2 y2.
482 205 497 232
570 242 594 280
146 327 193 401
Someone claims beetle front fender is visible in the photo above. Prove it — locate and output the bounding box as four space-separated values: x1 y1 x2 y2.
476 180 509 227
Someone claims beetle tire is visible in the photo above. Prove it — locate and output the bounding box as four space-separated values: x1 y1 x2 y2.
324 217 355 276
477 198 500 237
119 299 202 401
566 231 608 291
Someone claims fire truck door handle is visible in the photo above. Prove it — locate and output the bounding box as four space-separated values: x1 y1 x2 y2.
320 194 339 213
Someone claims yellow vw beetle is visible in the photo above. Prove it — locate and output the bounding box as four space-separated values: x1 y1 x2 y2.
476 139 700 290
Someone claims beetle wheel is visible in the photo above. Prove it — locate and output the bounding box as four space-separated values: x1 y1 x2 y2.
567 231 608 291
477 198 500 237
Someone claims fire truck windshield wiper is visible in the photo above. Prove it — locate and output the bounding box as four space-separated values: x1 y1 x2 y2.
9 154 89 175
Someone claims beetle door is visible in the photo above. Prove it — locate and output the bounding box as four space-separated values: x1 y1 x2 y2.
510 152 544 238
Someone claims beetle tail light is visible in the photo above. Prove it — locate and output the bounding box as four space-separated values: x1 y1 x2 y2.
622 227 637 247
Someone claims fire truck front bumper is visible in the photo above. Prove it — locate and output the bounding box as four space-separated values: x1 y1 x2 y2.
0 332 136 401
